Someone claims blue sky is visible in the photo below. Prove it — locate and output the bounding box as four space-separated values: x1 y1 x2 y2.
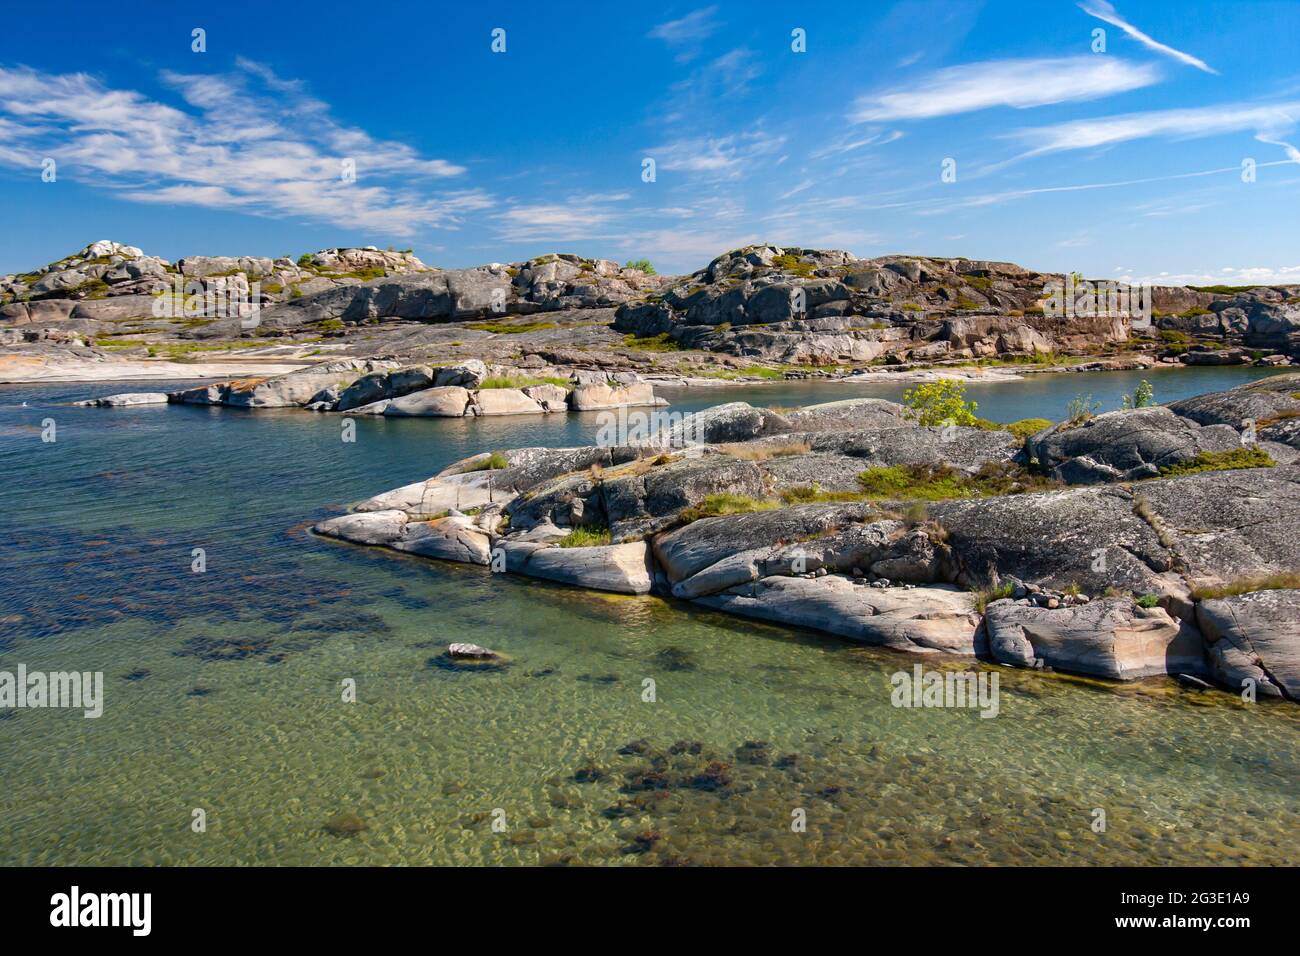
1 0 1297 283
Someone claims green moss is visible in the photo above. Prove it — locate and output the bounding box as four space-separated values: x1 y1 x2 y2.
466 452 510 471
679 493 779 523
465 320 557 334
557 527 612 548
1004 418 1053 440
1158 447 1275 477
477 375 569 390
857 462 1059 502
778 485 867 504
622 332 682 352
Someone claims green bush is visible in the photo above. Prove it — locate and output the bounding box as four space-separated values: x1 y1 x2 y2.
1122 380 1155 409
624 258 657 275
466 452 510 471
902 378 979 426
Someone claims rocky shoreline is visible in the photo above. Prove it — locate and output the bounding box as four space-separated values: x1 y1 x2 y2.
5 241 1297 389
310 374 1300 703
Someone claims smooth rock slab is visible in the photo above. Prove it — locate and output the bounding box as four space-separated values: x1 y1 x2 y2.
1196 589 1300 699
983 597 1203 680
517 541 655 594
696 577 982 655
384 386 471 417
470 388 546 416
394 516 491 565
569 382 660 410
313 509 408 546
79 392 169 407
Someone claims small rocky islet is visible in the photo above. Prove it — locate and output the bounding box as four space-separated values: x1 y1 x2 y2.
310 372 1300 704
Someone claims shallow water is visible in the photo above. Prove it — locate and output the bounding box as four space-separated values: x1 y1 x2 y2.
1 367 1296 866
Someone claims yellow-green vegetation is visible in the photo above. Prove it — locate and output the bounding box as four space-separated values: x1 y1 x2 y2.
954 296 980 310
699 365 785 381
1121 379 1155 409
624 258 657 275
779 485 867 504
558 526 612 548
718 440 810 461
1066 394 1102 425
466 452 510 471
1135 593 1161 608
315 318 345 332
771 254 816 277
965 275 993 290
1159 329 1188 344
477 375 570 389
1158 447 1275 477
973 581 1016 613
622 332 682 352
903 378 979 426
679 493 779 523
466 320 558 334
857 462 1059 501
1004 418 1053 440
1191 572 1300 600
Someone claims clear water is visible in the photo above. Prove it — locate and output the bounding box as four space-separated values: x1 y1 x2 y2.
1 366 1296 866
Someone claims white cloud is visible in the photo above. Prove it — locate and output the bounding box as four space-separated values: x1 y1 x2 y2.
1011 100 1300 160
0 62 480 236
849 56 1159 122
648 7 720 46
1079 1 1217 74
649 131 786 179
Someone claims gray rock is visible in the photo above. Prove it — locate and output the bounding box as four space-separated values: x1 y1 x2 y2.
384 386 472 417
1196 589 1300 699
470 388 546 416
516 541 655 594
79 392 169 407
983 597 1203 679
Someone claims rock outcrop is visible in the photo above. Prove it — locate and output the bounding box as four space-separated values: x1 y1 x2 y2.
308 377 1300 701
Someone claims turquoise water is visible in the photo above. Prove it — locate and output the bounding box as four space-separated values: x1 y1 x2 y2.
0 366 1296 866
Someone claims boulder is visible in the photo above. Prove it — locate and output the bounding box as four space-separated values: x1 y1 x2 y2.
516 541 655 594
983 597 1203 679
1027 406 1243 483
470 388 546 416
384 386 472 417
1196 589 1300 699
434 360 488 389
393 515 491 565
664 402 791 446
522 383 570 411
569 381 659 410
697 577 982 655
782 398 909 432
313 510 409 546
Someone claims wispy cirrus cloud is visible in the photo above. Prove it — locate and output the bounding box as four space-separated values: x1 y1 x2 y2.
1080 0 1218 74
648 6 721 52
649 130 787 180
1010 100 1300 160
849 56 1160 122
0 60 485 236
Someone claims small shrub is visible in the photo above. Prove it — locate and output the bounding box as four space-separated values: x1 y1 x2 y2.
624 258 657 275
1066 394 1101 425
1122 379 1155 409
974 582 1015 613
902 378 979 426
1158 447 1275 476
1159 329 1188 345
1135 593 1161 608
